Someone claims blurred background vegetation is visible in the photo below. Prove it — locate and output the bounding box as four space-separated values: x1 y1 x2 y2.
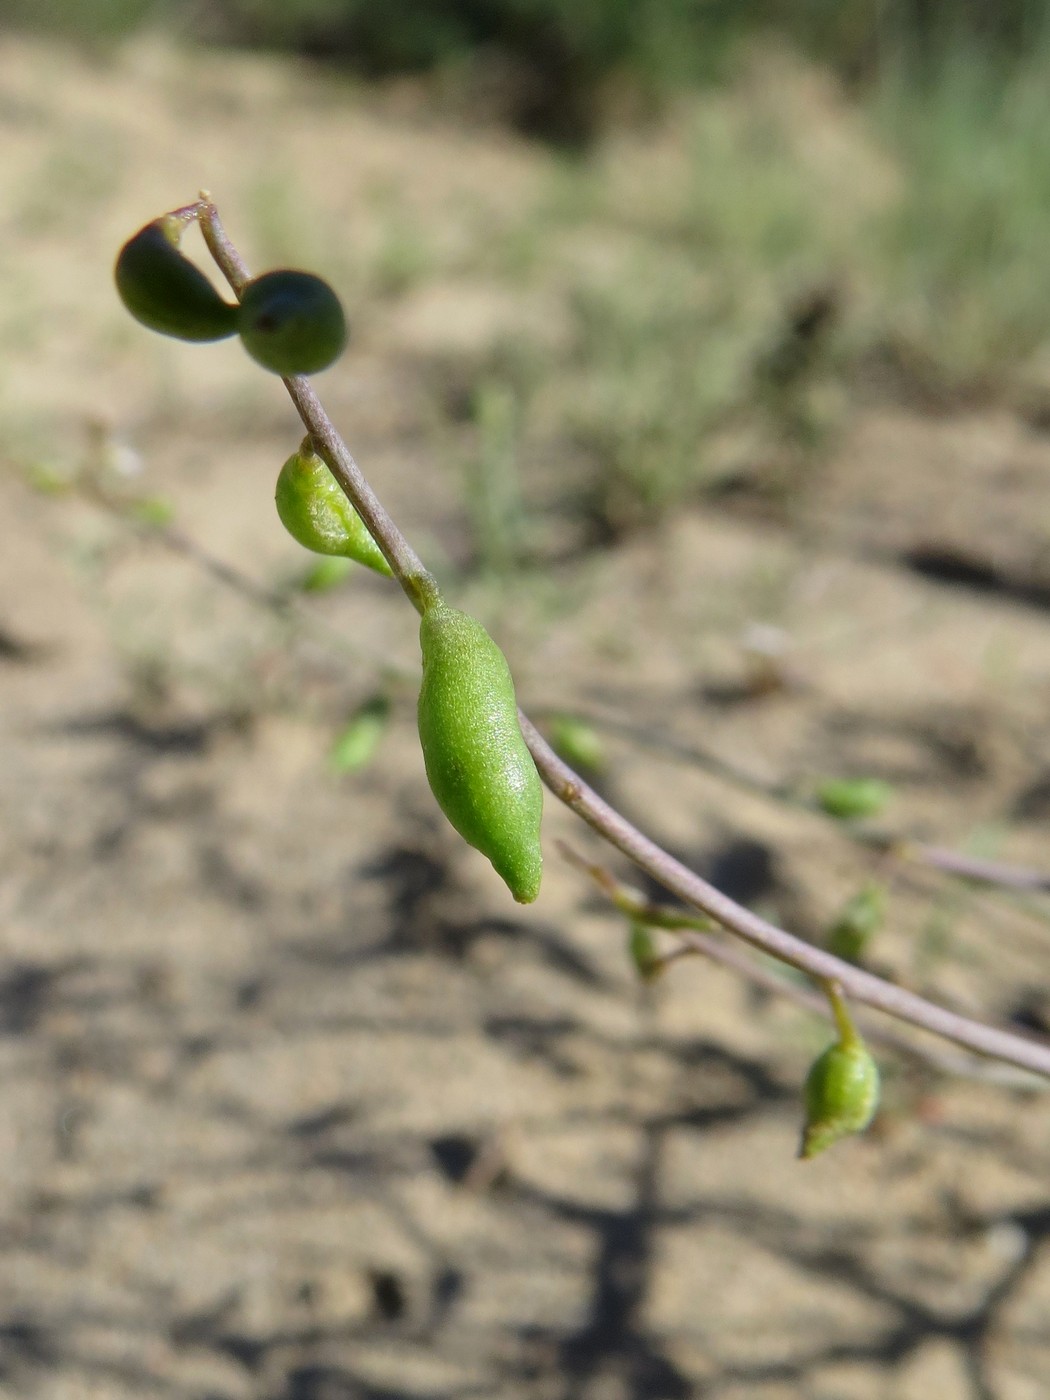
8 0 1050 535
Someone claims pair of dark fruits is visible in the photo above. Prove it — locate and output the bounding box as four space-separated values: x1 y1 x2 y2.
115 214 346 375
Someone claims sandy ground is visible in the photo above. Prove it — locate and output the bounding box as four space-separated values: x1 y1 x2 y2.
1 31 1049 1400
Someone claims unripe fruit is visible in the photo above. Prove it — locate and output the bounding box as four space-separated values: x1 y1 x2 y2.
330 697 390 774
417 601 543 903
549 714 606 774
237 270 347 376
827 883 884 963
275 441 392 576
799 1033 880 1159
115 217 238 342
628 922 661 981
815 777 892 821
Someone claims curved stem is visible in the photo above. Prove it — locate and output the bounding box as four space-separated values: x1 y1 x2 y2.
522 713 1050 1076
195 199 1050 1082
197 197 439 612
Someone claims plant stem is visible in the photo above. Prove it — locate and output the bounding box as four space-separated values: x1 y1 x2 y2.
560 843 1045 1085
196 196 439 613
195 199 1050 1082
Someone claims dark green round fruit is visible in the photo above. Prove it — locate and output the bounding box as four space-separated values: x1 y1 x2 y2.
236 270 347 376
115 218 238 342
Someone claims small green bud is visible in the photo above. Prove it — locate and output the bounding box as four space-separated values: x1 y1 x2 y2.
549 715 606 775
128 496 176 528
329 697 390 774
275 440 392 576
417 600 543 903
115 217 238 342
298 556 354 593
815 777 893 821
237 269 347 376
628 922 661 981
799 994 880 1160
827 883 885 963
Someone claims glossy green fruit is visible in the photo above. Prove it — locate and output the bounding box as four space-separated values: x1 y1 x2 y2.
237 270 347 375
115 217 238 342
799 1034 880 1160
417 601 543 903
275 441 391 576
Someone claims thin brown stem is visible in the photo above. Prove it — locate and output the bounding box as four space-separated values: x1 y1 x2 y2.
195 199 1050 1082
541 705 1050 897
197 197 439 612
559 841 1045 1084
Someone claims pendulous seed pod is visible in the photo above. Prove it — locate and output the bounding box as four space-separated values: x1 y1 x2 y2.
815 777 893 822
799 1029 880 1160
275 440 392 576
417 601 543 903
114 217 239 342
628 922 661 982
237 269 347 376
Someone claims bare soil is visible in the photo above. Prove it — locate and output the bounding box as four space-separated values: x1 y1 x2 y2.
0 33 1048 1400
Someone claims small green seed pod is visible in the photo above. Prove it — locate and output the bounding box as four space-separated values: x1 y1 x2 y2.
275 440 392 576
815 777 893 822
237 269 347 376
114 217 238 342
417 601 543 903
826 883 885 963
799 1029 880 1160
628 922 661 982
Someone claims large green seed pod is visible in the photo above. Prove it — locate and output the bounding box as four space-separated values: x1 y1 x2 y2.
114 217 238 342
417 601 543 903
799 1032 880 1160
237 269 347 376
275 441 391 576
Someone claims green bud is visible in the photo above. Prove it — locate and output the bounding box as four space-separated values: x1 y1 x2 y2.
237 269 347 376
275 440 392 576
799 1025 880 1160
815 777 893 821
298 556 354 593
329 697 390 774
628 922 661 981
128 496 176 528
826 883 885 963
549 714 606 774
417 600 543 903
115 217 238 342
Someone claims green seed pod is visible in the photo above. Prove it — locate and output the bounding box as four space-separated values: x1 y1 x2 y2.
815 777 893 821
826 883 885 963
549 714 606 775
298 556 354 593
417 601 543 903
799 1031 880 1160
628 922 661 981
329 697 390 775
114 217 238 342
275 440 392 576
237 269 347 376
